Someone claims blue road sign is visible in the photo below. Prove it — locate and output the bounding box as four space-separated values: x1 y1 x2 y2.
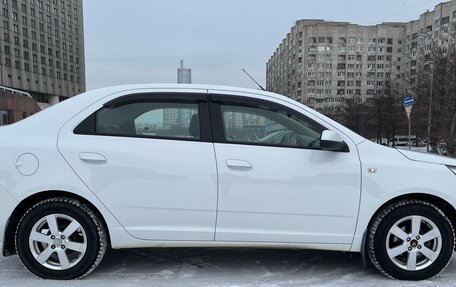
403 97 414 107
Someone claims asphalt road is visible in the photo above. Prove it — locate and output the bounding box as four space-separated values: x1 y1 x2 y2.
0 248 456 287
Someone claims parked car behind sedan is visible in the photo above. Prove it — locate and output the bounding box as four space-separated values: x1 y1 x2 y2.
0 84 456 280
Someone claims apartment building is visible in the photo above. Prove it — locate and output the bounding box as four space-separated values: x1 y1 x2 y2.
267 0 456 114
0 0 85 109
405 1 456 85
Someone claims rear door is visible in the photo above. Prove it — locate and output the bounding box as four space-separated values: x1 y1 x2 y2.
58 90 218 241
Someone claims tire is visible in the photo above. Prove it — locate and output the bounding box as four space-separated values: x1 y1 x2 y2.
15 197 107 279
367 199 455 280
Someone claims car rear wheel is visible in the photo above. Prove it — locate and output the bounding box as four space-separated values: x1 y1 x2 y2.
15 198 107 279
367 200 454 280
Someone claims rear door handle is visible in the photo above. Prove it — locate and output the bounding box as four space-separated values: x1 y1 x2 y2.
226 159 253 169
79 152 107 163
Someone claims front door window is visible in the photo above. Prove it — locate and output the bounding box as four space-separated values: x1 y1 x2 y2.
220 104 324 149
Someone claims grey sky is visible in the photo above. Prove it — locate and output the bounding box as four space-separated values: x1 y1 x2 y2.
83 0 444 91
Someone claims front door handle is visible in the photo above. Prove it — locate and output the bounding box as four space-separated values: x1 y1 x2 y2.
79 152 107 163
226 159 253 169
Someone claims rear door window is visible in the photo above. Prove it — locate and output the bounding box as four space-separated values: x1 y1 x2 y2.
96 102 200 139
74 94 208 141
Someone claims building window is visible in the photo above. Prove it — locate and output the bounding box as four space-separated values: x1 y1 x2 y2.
0 110 8 126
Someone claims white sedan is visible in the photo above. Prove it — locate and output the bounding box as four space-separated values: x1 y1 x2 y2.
0 84 455 280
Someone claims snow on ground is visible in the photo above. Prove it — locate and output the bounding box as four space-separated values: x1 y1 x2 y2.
1 248 456 287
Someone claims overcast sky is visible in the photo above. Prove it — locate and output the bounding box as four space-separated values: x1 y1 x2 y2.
83 0 445 91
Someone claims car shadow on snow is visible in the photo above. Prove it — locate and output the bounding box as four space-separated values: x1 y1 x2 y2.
87 248 456 287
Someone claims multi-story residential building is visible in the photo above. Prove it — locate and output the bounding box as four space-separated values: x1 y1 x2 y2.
405 0 456 86
267 20 406 113
267 0 456 114
0 0 85 109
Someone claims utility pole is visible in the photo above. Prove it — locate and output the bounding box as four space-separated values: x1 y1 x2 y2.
426 70 434 152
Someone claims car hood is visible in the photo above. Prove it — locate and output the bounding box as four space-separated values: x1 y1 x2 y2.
397 149 456 166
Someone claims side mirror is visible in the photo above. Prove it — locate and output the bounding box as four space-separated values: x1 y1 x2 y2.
320 130 348 152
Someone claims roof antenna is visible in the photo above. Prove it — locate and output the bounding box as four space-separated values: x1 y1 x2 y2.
242 69 266 91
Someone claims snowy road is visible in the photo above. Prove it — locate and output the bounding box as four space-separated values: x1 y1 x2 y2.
1 248 456 286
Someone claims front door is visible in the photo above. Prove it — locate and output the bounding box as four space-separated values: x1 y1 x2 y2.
211 93 361 244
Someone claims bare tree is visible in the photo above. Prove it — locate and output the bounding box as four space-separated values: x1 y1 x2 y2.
408 27 456 154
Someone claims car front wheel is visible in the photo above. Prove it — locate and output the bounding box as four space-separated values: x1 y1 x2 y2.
15 198 107 279
367 199 455 280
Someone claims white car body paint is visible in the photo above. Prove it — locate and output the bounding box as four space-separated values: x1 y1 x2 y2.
0 84 455 254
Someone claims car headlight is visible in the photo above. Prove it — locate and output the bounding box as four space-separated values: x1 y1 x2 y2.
447 165 456 175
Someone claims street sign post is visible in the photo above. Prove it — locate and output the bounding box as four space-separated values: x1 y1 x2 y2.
403 97 414 149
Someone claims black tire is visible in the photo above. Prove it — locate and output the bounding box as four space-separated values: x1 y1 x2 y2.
15 197 107 279
367 199 455 280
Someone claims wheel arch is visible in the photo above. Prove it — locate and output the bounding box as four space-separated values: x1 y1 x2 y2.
360 192 456 265
2 190 111 257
